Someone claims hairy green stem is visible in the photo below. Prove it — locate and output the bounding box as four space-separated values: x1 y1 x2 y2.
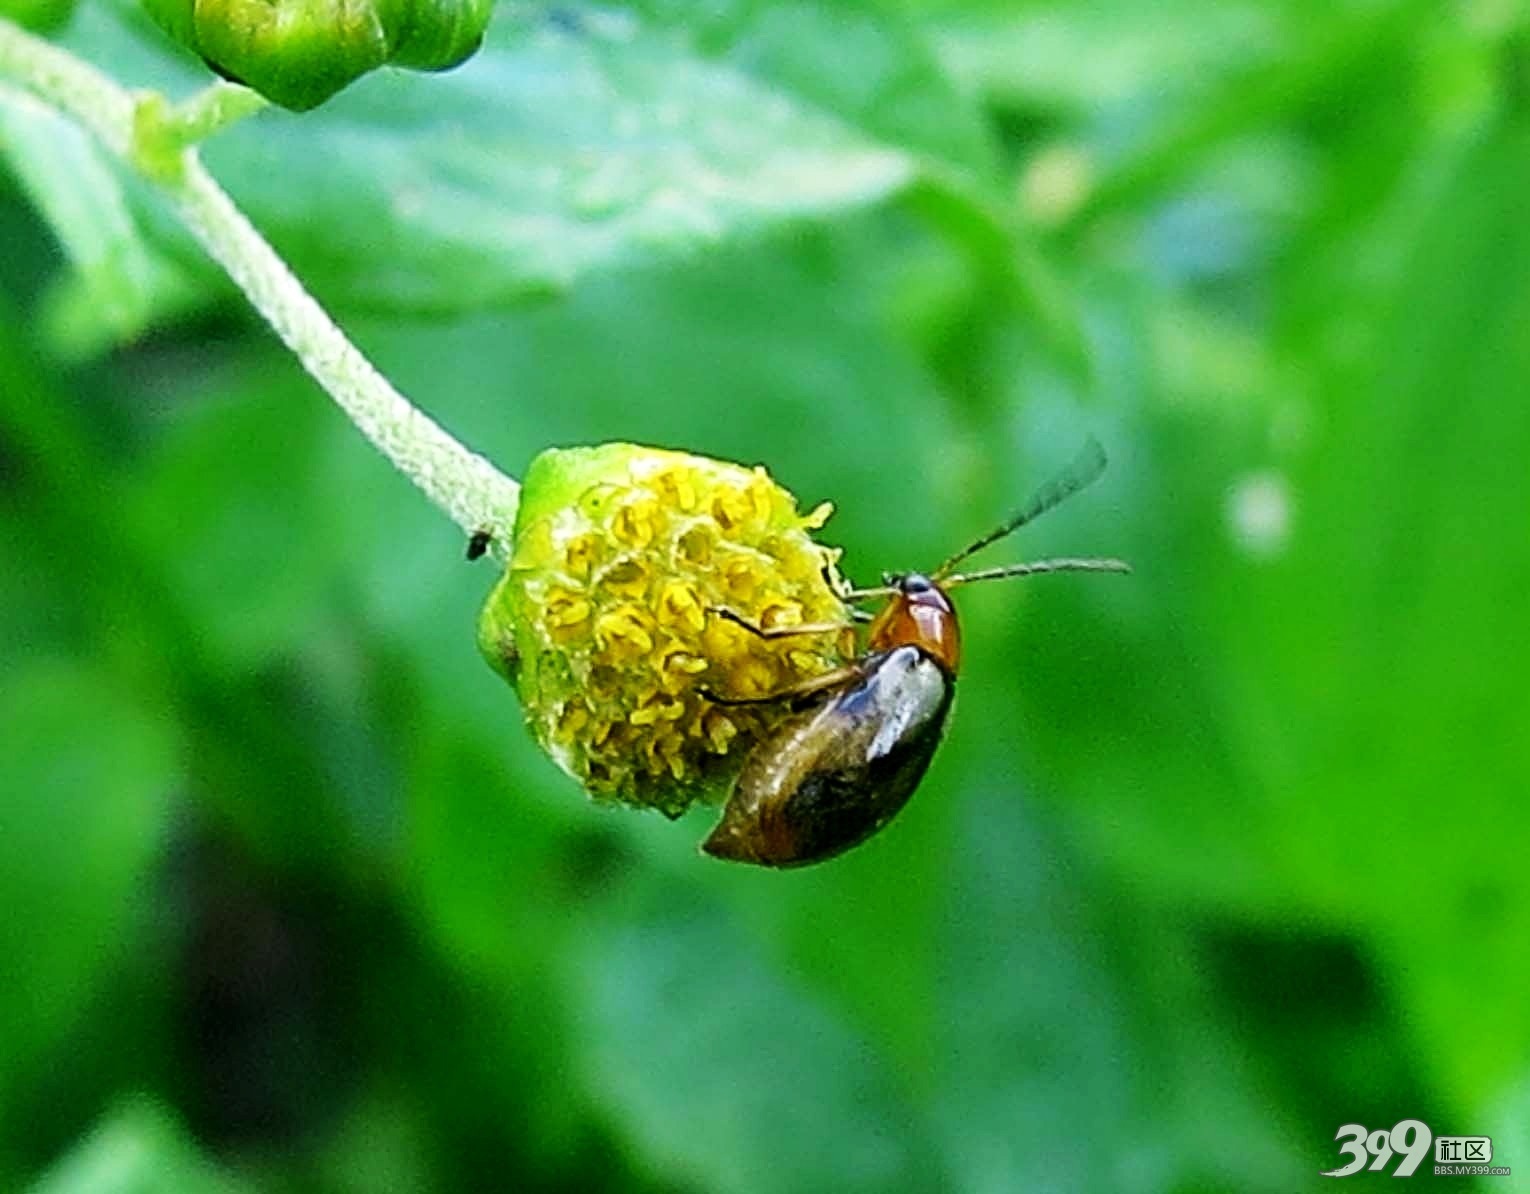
0 15 130 152
0 17 521 543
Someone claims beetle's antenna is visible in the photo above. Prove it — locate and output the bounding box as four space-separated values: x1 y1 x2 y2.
942 557 1132 587
932 438 1109 580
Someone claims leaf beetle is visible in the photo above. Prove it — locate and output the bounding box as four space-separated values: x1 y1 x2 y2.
701 439 1129 867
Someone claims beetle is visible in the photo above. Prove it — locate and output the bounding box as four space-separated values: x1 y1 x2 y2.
700 439 1129 868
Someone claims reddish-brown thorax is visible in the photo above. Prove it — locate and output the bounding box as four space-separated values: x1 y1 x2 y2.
866 574 961 674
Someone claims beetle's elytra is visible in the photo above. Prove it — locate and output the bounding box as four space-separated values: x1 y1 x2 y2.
701 439 1129 868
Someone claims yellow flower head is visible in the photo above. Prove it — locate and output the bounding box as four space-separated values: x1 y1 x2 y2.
479 444 854 817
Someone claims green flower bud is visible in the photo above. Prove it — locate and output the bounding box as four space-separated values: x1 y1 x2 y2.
141 0 493 111
387 0 491 71
479 444 854 818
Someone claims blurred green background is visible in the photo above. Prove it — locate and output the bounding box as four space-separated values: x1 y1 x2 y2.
3 0 1528 1190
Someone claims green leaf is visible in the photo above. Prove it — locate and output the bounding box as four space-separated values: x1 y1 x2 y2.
32 0 925 323
0 0 76 33
199 11 913 310
930 783 1304 1192
572 903 948 1194
59 0 221 95
42 0 1087 370
0 87 193 352
1258 114 1530 1116
0 520 74 665
125 372 349 671
0 663 176 1095
29 1101 244 1194
626 0 999 177
933 0 1282 115
1018 107 1530 1127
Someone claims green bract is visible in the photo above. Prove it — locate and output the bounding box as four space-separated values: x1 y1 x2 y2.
141 0 492 110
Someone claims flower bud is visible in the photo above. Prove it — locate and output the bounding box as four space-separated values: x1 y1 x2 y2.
479 444 854 818
141 0 493 110
387 0 491 71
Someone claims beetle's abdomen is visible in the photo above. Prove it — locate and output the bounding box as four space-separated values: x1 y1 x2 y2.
703 646 953 866
770 725 943 863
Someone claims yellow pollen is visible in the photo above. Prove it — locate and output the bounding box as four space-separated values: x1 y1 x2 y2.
651 468 699 513
758 600 803 631
660 646 708 676
558 699 590 736
562 531 604 579
702 709 738 753
601 557 651 598
545 590 592 629
710 487 754 531
730 655 780 700
657 580 706 633
619 689 658 725
803 501 833 529
611 496 661 547
676 523 714 566
789 648 826 674
594 607 654 657
721 557 761 601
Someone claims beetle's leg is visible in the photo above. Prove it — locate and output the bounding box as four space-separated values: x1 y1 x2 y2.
698 663 864 708
710 606 852 640
819 561 873 605
839 584 897 603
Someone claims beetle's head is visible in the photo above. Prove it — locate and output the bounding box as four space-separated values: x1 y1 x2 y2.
879 570 940 594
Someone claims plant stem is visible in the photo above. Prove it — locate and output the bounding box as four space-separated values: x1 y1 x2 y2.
166 159 522 539
168 81 270 145
0 17 521 544
0 15 130 153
